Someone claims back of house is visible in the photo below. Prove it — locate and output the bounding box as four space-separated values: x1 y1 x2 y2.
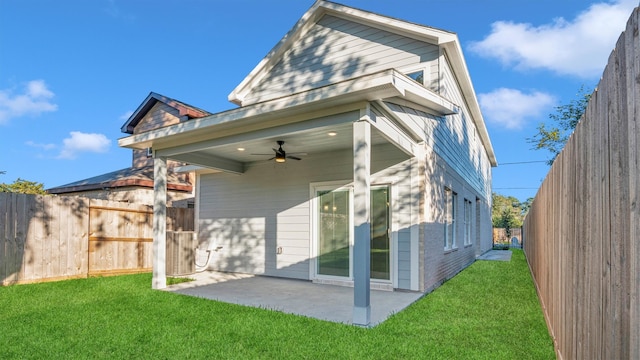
119 0 496 300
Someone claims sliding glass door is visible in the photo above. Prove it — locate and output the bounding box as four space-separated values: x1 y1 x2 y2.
315 185 391 281
370 186 390 280
317 190 350 277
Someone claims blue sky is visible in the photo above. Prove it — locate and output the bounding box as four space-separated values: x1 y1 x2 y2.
0 0 637 201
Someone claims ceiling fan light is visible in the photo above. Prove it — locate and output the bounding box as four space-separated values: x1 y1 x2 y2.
275 153 286 162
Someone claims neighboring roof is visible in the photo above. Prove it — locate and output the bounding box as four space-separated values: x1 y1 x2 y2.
46 166 192 194
226 0 496 166
121 92 211 134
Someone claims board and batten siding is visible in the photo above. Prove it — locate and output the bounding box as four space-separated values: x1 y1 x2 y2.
133 102 184 169
245 14 440 105
198 142 417 287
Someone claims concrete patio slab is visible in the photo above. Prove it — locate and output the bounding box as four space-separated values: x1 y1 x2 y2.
478 250 512 261
165 271 423 327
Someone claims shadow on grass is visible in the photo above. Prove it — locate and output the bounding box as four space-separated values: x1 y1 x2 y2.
0 250 554 359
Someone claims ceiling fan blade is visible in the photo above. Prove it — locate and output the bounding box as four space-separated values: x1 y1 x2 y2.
287 156 302 161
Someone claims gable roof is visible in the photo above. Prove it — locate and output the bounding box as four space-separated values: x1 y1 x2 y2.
228 0 456 106
121 92 211 134
227 0 496 166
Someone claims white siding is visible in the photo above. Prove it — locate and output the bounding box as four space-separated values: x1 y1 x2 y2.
386 102 491 201
198 143 416 287
436 51 492 199
244 15 439 105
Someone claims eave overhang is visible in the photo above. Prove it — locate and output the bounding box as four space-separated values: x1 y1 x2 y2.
119 69 457 152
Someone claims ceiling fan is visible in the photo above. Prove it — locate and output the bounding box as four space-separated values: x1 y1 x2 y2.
252 140 306 163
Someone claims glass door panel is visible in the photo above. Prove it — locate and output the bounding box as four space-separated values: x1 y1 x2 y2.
317 190 350 277
371 187 390 280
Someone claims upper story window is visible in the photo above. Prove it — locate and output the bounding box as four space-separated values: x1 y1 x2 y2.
406 70 424 85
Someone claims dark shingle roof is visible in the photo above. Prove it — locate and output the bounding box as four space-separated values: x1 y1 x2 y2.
47 166 191 194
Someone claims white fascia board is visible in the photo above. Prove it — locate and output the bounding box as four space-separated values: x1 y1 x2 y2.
120 69 403 150
119 69 458 154
441 41 497 167
393 75 459 116
167 152 244 175
367 104 416 157
323 3 457 46
372 100 423 142
173 165 220 175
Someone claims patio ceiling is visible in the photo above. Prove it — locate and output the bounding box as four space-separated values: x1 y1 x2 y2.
168 121 399 174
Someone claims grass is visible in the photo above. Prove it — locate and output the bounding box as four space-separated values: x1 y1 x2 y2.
0 250 554 359
167 276 194 285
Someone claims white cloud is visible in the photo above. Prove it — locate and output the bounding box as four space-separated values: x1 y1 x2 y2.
25 140 57 151
479 88 556 130
469 0 637 78
0 80 58 124
58 131 111 159
104 0 135 21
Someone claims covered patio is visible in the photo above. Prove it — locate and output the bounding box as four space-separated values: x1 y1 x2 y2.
165 270 423 326
119 69 457 326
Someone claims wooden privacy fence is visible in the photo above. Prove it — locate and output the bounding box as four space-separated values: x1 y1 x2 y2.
0 193 194 285
523 8 639 360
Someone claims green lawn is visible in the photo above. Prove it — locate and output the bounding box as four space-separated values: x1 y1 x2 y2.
0 250 554 359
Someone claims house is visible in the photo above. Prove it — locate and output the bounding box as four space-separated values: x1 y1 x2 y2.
48 92 211 208
118 0 497 326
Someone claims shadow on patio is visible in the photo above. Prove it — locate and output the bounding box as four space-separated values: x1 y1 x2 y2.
165 271 422 326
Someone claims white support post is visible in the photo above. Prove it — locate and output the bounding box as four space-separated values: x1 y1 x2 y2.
410 144 425 291
353 107 371 326
153 155 167 289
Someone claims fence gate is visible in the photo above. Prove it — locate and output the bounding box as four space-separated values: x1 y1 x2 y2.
88 201 154 276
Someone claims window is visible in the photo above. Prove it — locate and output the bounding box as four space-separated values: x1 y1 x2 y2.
464 199 472 246
146 147 153 158
444 187 457 250
406 70 424 85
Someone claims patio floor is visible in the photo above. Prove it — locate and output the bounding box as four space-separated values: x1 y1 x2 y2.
165 271 423 327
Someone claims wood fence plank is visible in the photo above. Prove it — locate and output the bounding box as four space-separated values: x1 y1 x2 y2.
1 195 192 284
54 196 66 278
0 193 7 282
5 193 17 284
627 9 640 359
523 8 639 359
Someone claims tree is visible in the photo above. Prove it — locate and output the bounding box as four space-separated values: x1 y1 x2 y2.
527 86 592 165
0 178 47 195
491 192 525 234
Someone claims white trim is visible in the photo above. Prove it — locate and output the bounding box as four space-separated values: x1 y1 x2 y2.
398 63 430 88
410 146 424 291
194 173 201 236
119 70 456 151
308 181 395 287
309 182 354 282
